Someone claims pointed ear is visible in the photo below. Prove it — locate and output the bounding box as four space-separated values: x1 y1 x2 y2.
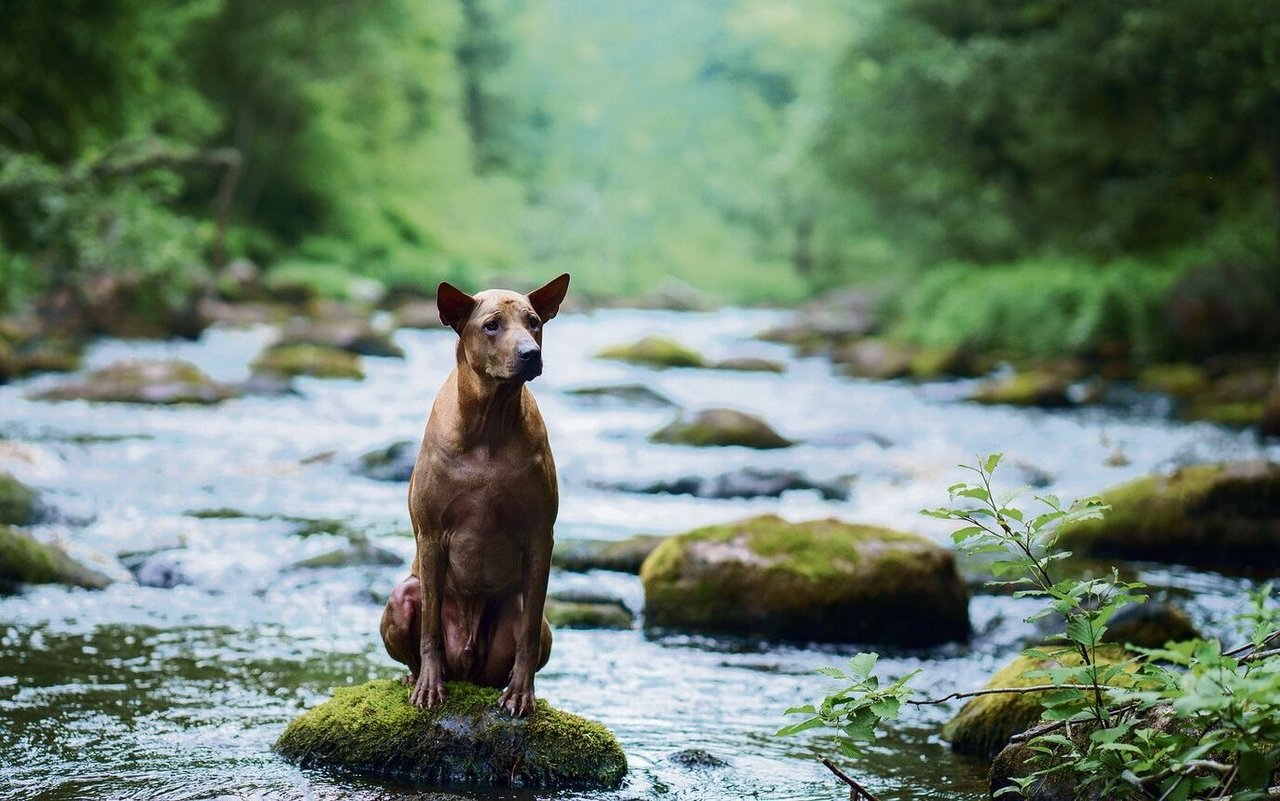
437 282 476 333
528 273 571 322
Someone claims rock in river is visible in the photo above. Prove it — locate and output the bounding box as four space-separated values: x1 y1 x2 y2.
278 317 404 358
0 472 41 526
251 344 364 380
275 679 627 790
640 515 969 646
1059 461 1280 572
0 525 112 592
596 336 706 369
651 408 793 449
354 440 418 482
31 360 240 405
552 534 666 574
597 467 848 501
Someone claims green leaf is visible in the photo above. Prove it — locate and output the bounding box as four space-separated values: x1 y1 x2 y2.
983 453 1003 474
814 666 846 679
848 652 879 679
775 717 825 737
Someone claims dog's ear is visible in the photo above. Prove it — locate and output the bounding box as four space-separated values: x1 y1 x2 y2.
437 282 477 333
528 273 570 322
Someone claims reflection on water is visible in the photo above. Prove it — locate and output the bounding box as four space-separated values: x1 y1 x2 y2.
1 309 1274 800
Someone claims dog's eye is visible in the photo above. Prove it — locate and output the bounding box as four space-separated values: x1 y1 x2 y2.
483 319 500 333
528 317 540 330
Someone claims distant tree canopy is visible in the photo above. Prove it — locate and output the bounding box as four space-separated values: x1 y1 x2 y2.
814 0 1280 269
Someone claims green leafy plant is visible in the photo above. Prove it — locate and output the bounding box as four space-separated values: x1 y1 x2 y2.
780 454 1280 800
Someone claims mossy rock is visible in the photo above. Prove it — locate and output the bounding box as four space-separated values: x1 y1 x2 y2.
1059 461 1280 572
596 336 706 369
908 346 987 380
640 515 969 646
552 534 667 574
31 360 240 404
711 356 785 373
275 679 627 790
1182 399 1263 427
564 383 676 407
1137 363 1210 397
7 338 84 378
291 540 404 569
251 344 364 380
353 440 417 482
278 316 403 358
943 647 1130 761
0 525 112 592
970 371 1071 407
598 468 849 501
0 473 38 526
831 338 915 380
651 408 793 449
1102 601 1200 649
545 599 634 630
1178 368 1272 427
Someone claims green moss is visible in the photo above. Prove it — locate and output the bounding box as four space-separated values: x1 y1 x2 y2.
831 337 915 380
0 525 111 590
1061 462 1280 571
1183 400 1263 427
275 679 626 790
651 408 793 449
596 336 707 368
711 356 785 373
552 534 667 574
943 647 1130 761
31 360 238 405
0 473 37 526
970 371 1071 407
908 345 983 380
545 600 633 630
640 514 969 646
251 344 364 380
1137 363 1210 397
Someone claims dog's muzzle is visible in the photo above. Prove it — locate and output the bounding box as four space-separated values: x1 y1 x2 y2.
516 345 543 382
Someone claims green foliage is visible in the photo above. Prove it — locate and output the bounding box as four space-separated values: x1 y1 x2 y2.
780 455 1280 800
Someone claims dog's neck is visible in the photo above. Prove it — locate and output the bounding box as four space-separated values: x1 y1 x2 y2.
453 351 527 448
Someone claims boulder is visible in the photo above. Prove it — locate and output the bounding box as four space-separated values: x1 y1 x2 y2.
1137 363 1210 397
668 748 729 769
1179 367 1272 427
251 344 364 380
31 360 240 404
0 525 112 592
711 356 785 374
970 371 1071 407
275 679 627 790
831 338 915 380
392 299 444 330
596 336 707 369
597 468 848 501
278 316 403 358
1059 461 1280 572
354 440 418 482
0 473 39 526
552 535 667 574
564 383 676 407
908 346 989 380
943 647 1129 761
640 515 969 646
545 599 633 630
651 408 793 449
292 540 404 569
1102 601 1200 649
757 287 880 351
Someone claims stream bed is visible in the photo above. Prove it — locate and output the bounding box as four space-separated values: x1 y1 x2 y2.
1 307 1276 800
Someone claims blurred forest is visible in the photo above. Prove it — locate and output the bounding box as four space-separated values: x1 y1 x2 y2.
1 0 1279 362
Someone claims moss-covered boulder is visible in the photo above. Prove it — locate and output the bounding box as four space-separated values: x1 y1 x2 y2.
943 647 1129 761
279 317 403 358
640 515 969 646
0 526 112 592
564 383 677 407
552 534 667 574
251 344 364 380
0 473 39 526
1059 461 1280 572
970 371 1072 407
31 360 240 404
651 408 793 449
275 679 626 790
545 599 634 630
596 336 706 369
908 346 988 380
1177 367 1272 427
711 356 785 373
291 540 404 569
831 338 915 380
1137 363 1210 397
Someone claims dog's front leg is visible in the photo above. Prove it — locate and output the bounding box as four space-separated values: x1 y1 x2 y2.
409 533 447 709
499 528 553 717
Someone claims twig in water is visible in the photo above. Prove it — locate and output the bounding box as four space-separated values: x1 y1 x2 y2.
820 756 882 801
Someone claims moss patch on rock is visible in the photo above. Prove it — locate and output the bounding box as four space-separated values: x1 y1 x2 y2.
1137 363 1210 397
564 383 677 407
711 356 785 373
970 371 1072 407
31 359 240 404
943 647 1130 761
596 336 706 369
552 534 667 574
0 473 38 526
545 599 634 630
252 344 364 380
640 514 969 646
275 679 626 790
1059 461 1280 572
0 525 112 591
651 408 793 449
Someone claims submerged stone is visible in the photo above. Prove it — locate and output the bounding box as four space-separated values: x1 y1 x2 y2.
564 383 677 407
1059 461 1280 572
544 599 633 630
596 336 707 369
275 679 627 790
596 468 849 501
640 515 969 646
353 440 418 482
0 525 112 592
651 408 793 449
251 344 364 380
711 356 785 373
552 534 667 574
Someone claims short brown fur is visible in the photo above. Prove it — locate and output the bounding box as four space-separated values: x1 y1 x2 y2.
380 273 570 717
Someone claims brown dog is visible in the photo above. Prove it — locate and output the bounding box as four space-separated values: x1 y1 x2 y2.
380 274 570 717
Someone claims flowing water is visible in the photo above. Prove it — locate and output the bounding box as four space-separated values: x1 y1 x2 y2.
1 308 1276 801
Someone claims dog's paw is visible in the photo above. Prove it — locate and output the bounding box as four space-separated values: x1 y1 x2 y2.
498 685 536 718
409 674 445 709
399 672 415 687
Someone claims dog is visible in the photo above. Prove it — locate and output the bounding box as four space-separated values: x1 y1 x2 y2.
380 273 569 717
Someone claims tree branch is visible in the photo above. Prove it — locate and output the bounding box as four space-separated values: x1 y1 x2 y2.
820 757 882 801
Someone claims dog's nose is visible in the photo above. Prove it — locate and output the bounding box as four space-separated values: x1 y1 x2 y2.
516 343 542 379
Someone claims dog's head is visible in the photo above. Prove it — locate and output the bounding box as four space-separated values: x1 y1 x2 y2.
437 273 570 384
